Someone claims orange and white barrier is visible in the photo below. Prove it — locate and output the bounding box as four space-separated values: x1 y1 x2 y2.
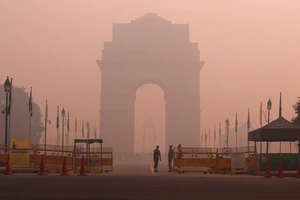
0 144 114 174
172 147 257 174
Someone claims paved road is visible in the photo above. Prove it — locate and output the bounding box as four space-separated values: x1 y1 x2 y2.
0 160 299 200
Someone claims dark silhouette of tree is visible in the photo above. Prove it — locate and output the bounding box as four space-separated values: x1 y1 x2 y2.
291 98 300 125
0 85 43 145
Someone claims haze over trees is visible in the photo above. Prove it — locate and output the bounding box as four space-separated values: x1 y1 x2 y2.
0 85 43 145
291 98 300 124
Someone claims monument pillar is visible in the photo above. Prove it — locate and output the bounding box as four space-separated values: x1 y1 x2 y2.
100 92 135 153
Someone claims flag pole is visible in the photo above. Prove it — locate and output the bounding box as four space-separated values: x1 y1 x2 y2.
279 93 282 154
259 102 263 169
8 78 13 150
247 108 250 153
67 111 70 147
28 87 32 145
205 129 207 150
235 113 238 152
56 106 60 152
247 131 250 152
44 100 48 155
208 127 210 148
259 102 263 162
56 127 59 151
75 117 77 145
235 130 237 152
29 114 32 142
219 122 222 149
226 119 229 147
214 124 216 148
224 126 226 148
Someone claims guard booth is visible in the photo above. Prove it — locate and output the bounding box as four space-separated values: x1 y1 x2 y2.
73 139 113 173
248 116 300 171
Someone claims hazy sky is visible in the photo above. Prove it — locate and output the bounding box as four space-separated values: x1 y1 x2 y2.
1 0 300 151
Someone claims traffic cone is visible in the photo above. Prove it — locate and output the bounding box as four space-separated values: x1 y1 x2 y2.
296 160 300 179
276 158 284 178
61 157 69 176
78 154 87 176
3 155 12 175
38 155 47 175
264 157 272 178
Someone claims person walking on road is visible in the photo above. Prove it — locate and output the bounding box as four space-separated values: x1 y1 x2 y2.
168 145 174 172
153 145 161 172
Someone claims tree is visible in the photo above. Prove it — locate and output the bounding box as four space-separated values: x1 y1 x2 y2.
0 85 44 145
291 98 300 125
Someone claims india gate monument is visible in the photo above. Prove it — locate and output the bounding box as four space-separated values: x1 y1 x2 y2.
97 13 205 154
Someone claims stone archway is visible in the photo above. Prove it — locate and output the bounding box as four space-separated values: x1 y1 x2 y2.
97 13 205 154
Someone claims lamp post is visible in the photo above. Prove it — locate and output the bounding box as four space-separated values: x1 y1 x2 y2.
4 77 11 153
266 98 272 154
61 108 65 155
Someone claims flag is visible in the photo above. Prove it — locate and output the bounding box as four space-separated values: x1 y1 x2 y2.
86 122 90 139
219 121 221 137
228 118 230 130
7 78 12 115
56 106 59 129
214 124 216 143
204 129 207 142
225 118 230 133
260 102 263 126
93 126 97 139
45 100 48 123
67 111 70 131
201 133 203 143
75 117 77 133
29 87 33 117
235 113 238 132
82 120 84 138
225 118 230 145
247 108 251 131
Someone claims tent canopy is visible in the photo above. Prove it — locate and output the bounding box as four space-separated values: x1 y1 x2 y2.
248 117 300 142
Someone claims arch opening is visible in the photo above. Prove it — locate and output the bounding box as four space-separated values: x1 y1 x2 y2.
134 83 166 155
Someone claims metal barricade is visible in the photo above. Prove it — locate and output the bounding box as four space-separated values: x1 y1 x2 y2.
172 146 257 174
74 146 113 173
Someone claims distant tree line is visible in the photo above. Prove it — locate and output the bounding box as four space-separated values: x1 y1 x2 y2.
291 98 300 124
0 85 43 145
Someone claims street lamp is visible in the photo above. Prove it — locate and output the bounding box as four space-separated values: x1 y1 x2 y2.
266 98 272 154
4 77 11 153
61 108 65 155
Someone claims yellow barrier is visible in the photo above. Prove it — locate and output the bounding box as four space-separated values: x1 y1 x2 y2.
173 152 217 173
172 147 257 174
0 146 114 173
